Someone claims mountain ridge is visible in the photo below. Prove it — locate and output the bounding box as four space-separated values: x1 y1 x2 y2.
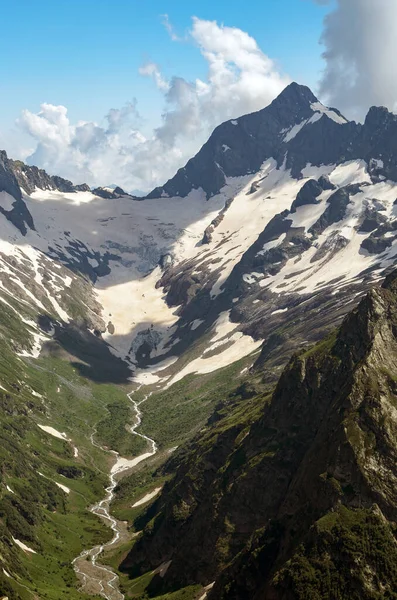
120 269 397 599
2 82 397 599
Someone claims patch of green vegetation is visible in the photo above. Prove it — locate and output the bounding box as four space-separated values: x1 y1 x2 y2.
96 399 147 457
118 566 201 600
274 506 397 599
139 353 261 450
0 303 149 599
112 460 170 523
153 586 202 600
300 330 338 361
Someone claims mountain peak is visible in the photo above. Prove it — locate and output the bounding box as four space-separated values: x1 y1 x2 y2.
364 104 396 128
272 81 318 107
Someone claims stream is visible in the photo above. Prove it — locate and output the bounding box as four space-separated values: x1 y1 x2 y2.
73 389 157 600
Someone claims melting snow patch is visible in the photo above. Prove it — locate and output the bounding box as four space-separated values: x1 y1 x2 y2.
18 331 49 359
38 425 70 441
243 272 264 285
301 164 336 179
0 191 17 211
271 308 289 315
257 233 287 256
283 119 308 142
55 482 70 494
6 485 14 494
372 158 384 169
156 560 172 578
12 537 37 554
231 120 238 126
329 160 371 187
111 451 155 475
310 102 348 125
243 274 256 285
165 312 261 387
133 357 178 385
133 371 161 385
190 319 204 331
199 582 215 600
132 487 162 508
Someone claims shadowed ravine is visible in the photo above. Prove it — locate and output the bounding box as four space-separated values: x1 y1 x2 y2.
73 388 157 600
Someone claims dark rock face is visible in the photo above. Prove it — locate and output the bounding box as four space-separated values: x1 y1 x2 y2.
51 176 90 193
360 220 397 255
359 207 388 232
147 83 321 200
9 157 89 194
146 83 397 202
361 234 394 254
122 272 397 599
0 150 93 235
92 186 133 199
290 179 323 213
309 187 352 236
92 187 118 199
318 174 336 190
0 151 22 201
202 198 234 244
0 151 35 235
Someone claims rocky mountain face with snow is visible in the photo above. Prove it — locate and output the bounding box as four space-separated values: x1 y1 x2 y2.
2 81 397 598
7 153 90 195
1 82 397 385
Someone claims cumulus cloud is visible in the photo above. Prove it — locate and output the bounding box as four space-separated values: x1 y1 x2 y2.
316 0 397 120
138 62 170 92
18 17 289 193
19 101 147 190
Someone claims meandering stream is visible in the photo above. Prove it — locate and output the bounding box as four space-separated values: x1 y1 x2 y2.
73 389 157 600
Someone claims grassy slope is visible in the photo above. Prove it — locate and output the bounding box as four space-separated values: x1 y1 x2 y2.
103 354 270 599
0 315 148 600
111 352 262 524
0 292 263 600
0 261 266 600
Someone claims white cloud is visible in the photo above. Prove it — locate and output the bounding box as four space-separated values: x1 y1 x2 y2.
19 101 146 189
316 0 397 120
138 62 170 92
17 17 289 193
160 13 186 42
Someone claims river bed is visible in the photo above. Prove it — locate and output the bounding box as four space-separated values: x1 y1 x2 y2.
73 390 157 600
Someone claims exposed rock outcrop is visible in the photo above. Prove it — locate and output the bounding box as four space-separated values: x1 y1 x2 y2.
121 271 397 599
9 157 89 194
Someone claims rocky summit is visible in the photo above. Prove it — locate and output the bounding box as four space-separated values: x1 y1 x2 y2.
2 82 397 599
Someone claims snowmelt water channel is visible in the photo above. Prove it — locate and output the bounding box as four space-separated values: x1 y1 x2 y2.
73 389 156 600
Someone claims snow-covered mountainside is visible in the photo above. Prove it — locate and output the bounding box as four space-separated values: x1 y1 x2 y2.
1 82 397 388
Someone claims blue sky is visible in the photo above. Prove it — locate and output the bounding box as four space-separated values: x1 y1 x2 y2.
1 0 331 129
0 0 355 192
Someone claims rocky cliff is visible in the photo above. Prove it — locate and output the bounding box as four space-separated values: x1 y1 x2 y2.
147 82 397 201
121 270 397 599
9 155 90 194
